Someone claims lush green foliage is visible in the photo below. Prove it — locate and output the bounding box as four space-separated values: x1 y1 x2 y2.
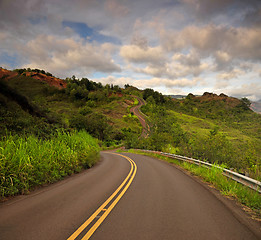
125 104 187 151
0 130 100 198
128 90 261 180
0 73 141 145
14 68 53 76
1 68 260 200
65 76 124 102
143 88 166 104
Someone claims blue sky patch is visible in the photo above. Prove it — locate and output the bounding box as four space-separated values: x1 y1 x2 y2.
63 21 121 44
0 52 19 68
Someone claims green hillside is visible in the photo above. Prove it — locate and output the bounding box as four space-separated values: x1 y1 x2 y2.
1 68 260 187
0 68 142 198
138 90 261 180
0 69 142 146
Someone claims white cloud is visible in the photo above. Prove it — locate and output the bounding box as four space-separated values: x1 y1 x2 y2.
135 65 166 78
221 83 261 101
95 75 203 90
172 50 200 66
161 24 261 62
142 77 203 88
133 49 209 79
120 45 165 65
21 34 121 77
218 68 245 80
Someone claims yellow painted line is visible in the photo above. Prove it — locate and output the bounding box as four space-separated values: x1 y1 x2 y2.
82 155 137 240
67 153 137 240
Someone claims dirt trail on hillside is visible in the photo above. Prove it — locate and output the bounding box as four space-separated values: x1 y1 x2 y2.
130 97 150 137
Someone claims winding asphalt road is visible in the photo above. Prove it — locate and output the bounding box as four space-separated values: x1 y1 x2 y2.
130 97 149 137
0 152 260 239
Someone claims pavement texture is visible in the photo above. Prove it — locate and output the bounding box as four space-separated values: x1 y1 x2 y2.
0 152 260 239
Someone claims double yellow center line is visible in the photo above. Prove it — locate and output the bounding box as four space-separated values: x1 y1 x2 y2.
67 153 137 240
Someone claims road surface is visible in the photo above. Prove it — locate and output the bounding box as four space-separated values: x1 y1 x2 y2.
0 152 260 239
130 97 150 137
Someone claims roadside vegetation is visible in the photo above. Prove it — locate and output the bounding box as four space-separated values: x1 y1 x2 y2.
0 130 100 198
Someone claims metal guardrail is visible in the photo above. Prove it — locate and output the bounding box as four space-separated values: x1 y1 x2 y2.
138 149 261 193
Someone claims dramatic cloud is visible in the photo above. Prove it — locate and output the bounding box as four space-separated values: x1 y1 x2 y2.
120 45 165 65
161 24 261 62
20 35 121 77
95 75 203 90
217 68 245 80
0 0 261 99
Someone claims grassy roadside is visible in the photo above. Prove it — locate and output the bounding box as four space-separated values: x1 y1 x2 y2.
121 149 261 216
0 130 100 199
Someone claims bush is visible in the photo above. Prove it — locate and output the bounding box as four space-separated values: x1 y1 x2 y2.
70 113 112 141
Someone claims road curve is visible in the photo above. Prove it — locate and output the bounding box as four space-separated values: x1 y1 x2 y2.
0 152 260 239
130 97 149 137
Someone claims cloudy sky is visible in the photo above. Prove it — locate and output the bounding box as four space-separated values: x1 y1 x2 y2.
1 0 261 100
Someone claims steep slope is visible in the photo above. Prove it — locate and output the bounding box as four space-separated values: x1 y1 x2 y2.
0 68 142 144
139 89 261 179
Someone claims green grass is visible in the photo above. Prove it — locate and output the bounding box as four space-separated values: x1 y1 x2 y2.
133 98 139 105
0 130 100 199
170 110 254 142
168 109 261 179
123 149 261 214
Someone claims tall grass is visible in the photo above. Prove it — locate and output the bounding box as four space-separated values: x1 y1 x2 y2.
0 130 100 198
181 162 261 211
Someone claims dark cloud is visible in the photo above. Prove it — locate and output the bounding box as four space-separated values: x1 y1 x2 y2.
183 0 261 23
242 8 261 27
0 0 260 99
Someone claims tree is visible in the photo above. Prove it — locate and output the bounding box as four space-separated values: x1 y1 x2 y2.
146 95 155 105
241 97 251 108
143 88 165 104
70 89 77 100
69 113 111 140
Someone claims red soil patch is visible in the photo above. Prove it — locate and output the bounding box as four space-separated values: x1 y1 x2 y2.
25 72 67 89
108 92 123 98
0 68 18 79
0 68 67 89
198 92 241 107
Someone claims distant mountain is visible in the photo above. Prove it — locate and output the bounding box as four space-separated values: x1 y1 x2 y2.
167 95 186 99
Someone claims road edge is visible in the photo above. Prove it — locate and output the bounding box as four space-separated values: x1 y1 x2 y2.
124 151 261 239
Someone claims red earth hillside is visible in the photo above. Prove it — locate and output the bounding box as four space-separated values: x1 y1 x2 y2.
0 68 67 89
25 71 67 89
199 92 242 108
0 68 18 79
